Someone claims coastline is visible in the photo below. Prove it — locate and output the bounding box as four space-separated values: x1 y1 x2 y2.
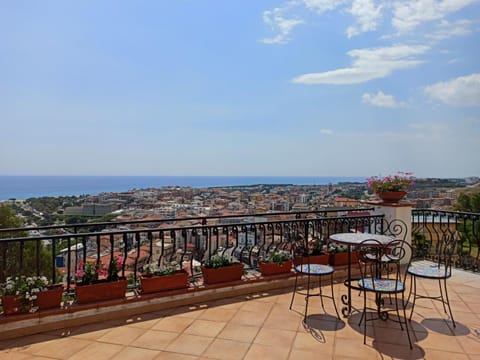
0 175 365 200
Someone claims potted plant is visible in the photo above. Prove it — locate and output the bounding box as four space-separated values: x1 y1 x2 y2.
0 275 48 315
35 279 64 311
140 261 189 293
293 239 330 266
259 250 293 276
367 172 415 202
328 243 359 266
201 255 244 285
75 255 127 304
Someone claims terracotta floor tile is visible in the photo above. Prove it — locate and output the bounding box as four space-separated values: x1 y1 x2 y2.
0 352 33 360
114 346 162 360
455 334 480 355
289 348 332 360
202 338 250 360
68 322 114 340
240 299 274 313
292 331 335 352
130 329 179 351
165 334 214 356
66 342 124 360
217 323 260 343
153 352 198 360
417 332 464 353
254 327 297 348
96 326 145 345
199 307 238 322
229 310 268 327
262 310 303 331
372 342 426 360
29 337 92 358
243 343 291 360
333 338 382 359
184 319 227 337
153 316 195 333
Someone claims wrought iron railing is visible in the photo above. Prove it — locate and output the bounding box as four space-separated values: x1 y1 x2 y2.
412 209 480 271
0 209 383 291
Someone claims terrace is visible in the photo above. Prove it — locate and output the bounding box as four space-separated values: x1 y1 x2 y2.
1 205 479 359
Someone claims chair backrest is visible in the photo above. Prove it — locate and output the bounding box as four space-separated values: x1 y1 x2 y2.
379 219 408 241
430 233 457 270
358 239 412 292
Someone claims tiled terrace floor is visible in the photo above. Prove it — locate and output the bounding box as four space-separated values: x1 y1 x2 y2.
0 269 479 360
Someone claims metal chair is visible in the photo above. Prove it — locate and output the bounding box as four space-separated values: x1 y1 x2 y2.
289 257 340 322
357 239 413 348
407 234 457 327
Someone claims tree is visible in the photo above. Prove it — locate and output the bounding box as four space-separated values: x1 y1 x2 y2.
454 192 480 263
0 204 51 282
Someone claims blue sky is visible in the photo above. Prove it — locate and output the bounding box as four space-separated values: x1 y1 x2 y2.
1 0 479 178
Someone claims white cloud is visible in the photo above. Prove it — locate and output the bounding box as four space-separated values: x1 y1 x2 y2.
392 0 476 33
292 44 429 85
424 73 480 106
261 6 304 45
362 91 406 108
320 128 334 135
426 19 473 41
346 0 384 38
303 0 345 13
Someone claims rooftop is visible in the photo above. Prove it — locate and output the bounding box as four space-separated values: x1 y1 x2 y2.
1 267 478 360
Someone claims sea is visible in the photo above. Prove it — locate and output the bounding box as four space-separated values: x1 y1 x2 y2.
0 176 366 200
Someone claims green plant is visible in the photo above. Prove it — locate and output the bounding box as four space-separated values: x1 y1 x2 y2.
263 250 291 265
107 255 124 281
75 261 106 285
367 172 414 193
328 243 348 253
203 255 235 269
0 275 49 311
143 261 179 277
295 239 325 257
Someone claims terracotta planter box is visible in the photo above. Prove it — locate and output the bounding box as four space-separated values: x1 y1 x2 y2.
36 286 64 310
330 251 359 266
293 254 330 266
1 295 28 315
140 270 189 294
76 279 127 305
201 263 244 285
259 260 293 276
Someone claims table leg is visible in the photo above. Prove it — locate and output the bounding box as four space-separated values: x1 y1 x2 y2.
340 245 352 317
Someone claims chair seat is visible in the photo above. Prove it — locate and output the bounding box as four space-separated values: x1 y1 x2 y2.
408 261 451 279
358 277 405 292
294 263 334 275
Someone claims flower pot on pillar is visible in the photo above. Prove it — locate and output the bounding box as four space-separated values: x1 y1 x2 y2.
377 191 407 203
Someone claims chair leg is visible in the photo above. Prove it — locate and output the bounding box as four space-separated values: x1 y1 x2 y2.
318 275 326 312
289 271 299 310
330 273 340 319
394 294 403 331
442 277 456 328
402 293 413 349
438 279 448 314
363 290 367 345
409 276 417 322
304 273 311 322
